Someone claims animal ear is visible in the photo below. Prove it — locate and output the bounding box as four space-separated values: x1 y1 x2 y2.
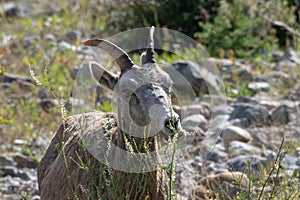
140 52 147 65
90 62 118 90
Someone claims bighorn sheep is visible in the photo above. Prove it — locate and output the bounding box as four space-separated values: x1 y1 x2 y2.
37 27 180 200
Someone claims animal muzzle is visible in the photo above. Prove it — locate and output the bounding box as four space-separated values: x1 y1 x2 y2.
163 112 180 136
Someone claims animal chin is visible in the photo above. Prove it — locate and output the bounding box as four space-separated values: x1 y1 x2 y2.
161 126 176 139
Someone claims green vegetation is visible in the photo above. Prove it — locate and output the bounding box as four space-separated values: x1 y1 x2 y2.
196 0 297 58
1 0 300 199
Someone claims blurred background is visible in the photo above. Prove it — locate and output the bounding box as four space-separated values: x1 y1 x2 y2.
0 0 300 199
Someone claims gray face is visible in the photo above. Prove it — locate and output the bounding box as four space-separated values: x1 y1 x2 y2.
117 63 179 136
85 27 180 137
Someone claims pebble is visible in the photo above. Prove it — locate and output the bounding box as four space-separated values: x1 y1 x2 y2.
66 30 82 41
13 139 28 146
248 81 270 92
194 171 251 199
228 141 262 156
229 100 269 127
206 144 228 162
221 125 252 148
211 104 233 116
1 2 29 17
268 104 289 125
209 114 230 130
12 154 38 169
0 156 16 167
31 195 41 200
0 166 31 181
283 48 300 65
226 155 268 174
164 60 209 96
182 114 208 131
174 104 211 119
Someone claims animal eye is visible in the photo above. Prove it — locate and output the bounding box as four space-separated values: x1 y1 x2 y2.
122 89 133 97
130 93 138 105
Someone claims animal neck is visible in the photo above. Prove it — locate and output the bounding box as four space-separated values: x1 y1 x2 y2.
116 128 158 153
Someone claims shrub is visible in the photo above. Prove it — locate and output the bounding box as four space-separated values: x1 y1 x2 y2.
195 0 297 58
100 0 220 37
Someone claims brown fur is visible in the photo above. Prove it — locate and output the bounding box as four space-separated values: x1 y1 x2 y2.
38 112 168 200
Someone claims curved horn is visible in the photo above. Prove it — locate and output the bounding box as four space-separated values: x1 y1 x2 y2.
145 26 155 63
84 39 134 72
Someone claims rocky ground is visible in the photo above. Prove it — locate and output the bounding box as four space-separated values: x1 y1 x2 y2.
1 1 300 200
1 48 300 199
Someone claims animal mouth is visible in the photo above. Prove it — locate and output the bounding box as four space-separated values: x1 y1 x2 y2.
162 118 179 138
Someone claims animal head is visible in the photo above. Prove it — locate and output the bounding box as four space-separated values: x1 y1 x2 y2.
84 27 179 137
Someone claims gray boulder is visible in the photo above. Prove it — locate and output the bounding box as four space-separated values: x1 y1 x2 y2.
229 98 269 128
164 60 222 96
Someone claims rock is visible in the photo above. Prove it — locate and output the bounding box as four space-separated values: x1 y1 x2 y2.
285 83 300 100
173 104 211 119
295 147 300 157
0 156 15 167
164 60 223 96
200 171 249 188
206 58 250 69
190 156 203 173
226 155 268 174
164 60 207 95
22 34 41 48
262 150 277 164
31 195 41 200
31 137 50 148
235 69 253 82
209 114 230 130
206 144 228 162
283 48 300 65
221 125 252 149
283 154 300 169
44 33 57 43
211 104 233 116
223 66 253 83
0 166 31 180
194 172 251 199
229 118 250 128
205 162 228 175
1 2 29 17
66 30 82 41
278 60 297 69
228 141 261 156
248 82 270 92
175 194 188 200
256 71 289 86
0 74 32 84
229 98 269 128
268 104 289 125
175 163 185 174
12 155 38 169
13 139 27 146
37 89 60 113
272 49 284 62
250 127 276 148
58 41 84 52
182 114 208 132
0 176 20 193
273 48 300 69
